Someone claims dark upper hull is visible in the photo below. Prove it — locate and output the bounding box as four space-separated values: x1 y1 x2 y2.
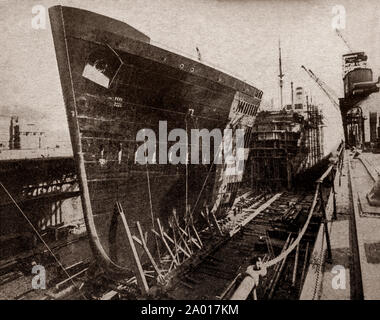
49 6 262 276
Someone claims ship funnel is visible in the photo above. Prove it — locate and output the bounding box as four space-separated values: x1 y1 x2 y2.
294 87 305 110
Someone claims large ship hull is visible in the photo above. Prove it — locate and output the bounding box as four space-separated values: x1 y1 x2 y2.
49 6 262 277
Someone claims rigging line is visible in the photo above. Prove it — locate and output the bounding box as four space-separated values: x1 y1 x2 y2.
185 114 191 241
188 129 223 222
181 113 245 235
145 162 161 261
189 115 243 220
185 115 188 219
181 114 200 238
0 182 87 299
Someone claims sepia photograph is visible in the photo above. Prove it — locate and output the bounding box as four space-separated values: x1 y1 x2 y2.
0 0 380 308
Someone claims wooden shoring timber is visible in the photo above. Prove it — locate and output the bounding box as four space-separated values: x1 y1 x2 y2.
188 207 203 248
208 207 222 235
135 221 162 278
191 223 203 248
151 229 179 266
169 214 185 263
132 235 142 246
180 226 202 250
115 202 149 294
159 229 191 259
156 219 180 266
200 209 214 234
172 212 193 255
173 220 202 250
171 220 180 264
186 224 193 253
168 260 175 273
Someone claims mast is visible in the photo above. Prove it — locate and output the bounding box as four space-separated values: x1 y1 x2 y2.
291 81 294 107
278 40 285 109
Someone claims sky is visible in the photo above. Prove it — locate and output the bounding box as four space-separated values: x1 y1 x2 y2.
1 0 379 145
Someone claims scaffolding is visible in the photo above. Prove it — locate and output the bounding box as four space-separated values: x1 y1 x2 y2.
245 108 323 191
305 104 323 169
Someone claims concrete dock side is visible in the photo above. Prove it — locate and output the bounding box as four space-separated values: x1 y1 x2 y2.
316 150 380 300
349 152 380 299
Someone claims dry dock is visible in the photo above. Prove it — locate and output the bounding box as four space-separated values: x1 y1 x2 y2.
2 147 380 300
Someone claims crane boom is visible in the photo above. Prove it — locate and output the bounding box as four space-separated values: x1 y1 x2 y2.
301 65 340 112
335 29 353 53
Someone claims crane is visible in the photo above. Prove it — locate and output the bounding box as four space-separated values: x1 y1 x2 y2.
335 29 353 53
301 65 340 112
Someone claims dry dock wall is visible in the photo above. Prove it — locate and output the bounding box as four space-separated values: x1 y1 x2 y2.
0 157 85 261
